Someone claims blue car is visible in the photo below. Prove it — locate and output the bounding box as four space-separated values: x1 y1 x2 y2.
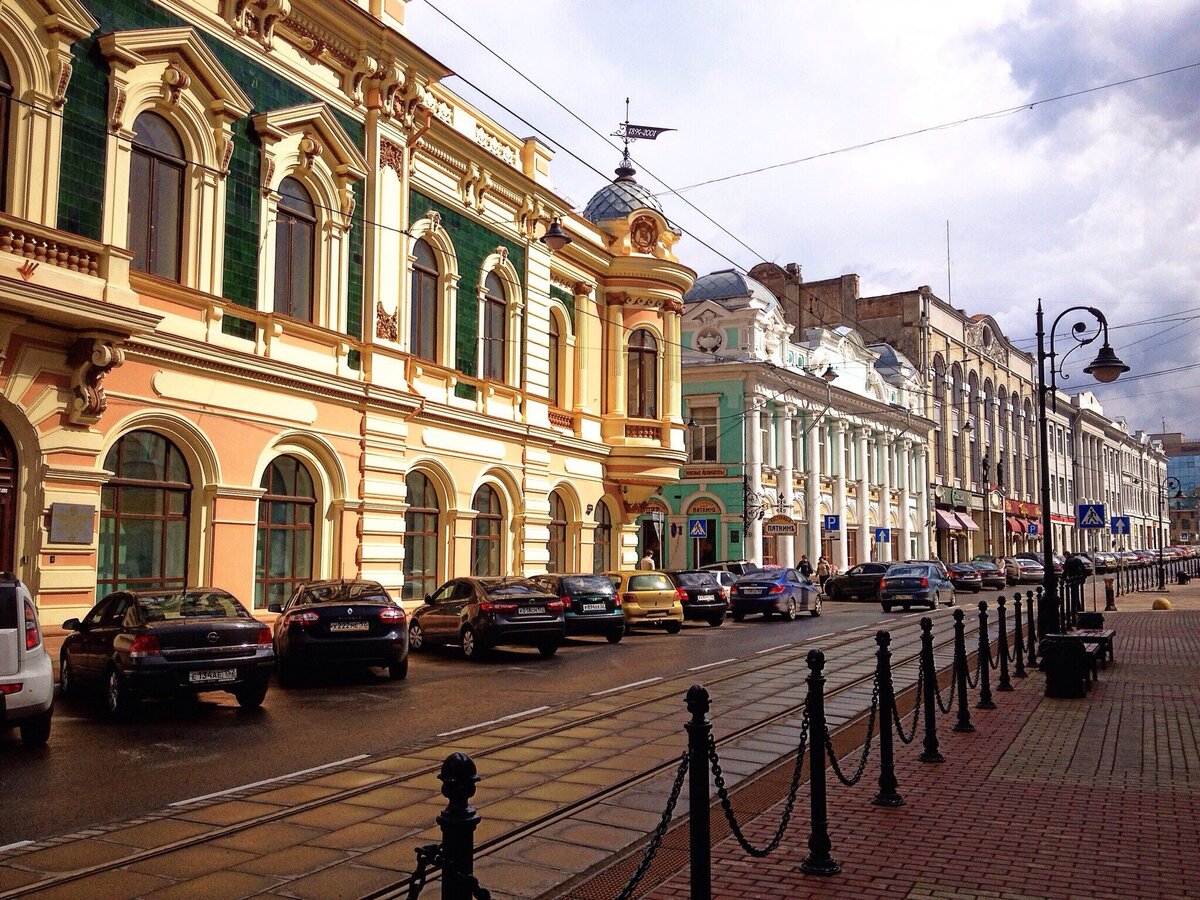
730 567 822 621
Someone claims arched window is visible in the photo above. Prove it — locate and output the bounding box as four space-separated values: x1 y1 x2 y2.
627 329 659 418
98 431 191 595
274 176 316 321
932 354 945 400
481 272 506 381
410 239 438 361
128 112 184 280
254 456 316 609
547 491 568 573
548 314 561 407
403 472 440 601
593 501 612 574
471 485 502 576
0 56 11 211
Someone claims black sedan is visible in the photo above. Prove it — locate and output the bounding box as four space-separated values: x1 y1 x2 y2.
269 580 408 685
947 563 983 593
408 577 565 660
531 574 626 643
822 562 889 601
664 570 728 626
880 563 955 612
60 589 273 717
967 561 1007 590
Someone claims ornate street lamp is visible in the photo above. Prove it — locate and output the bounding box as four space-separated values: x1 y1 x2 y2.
1034 301 1129 644
1157 476 1181 590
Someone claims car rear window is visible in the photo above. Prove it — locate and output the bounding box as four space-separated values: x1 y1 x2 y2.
139 592 249 621
886 565 926 577
0 584 17 629
484 580 546 597
302 582 394 605
675 572 717 588
562 576 615 595
629 574 672 591
974 563 999 571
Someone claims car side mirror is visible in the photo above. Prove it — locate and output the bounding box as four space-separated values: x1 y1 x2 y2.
62 618 81 632
424 594 433 605
267 603 282 614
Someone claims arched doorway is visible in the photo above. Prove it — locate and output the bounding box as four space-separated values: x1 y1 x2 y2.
0 422 17 573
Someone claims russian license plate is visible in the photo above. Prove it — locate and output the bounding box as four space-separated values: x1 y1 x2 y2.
699 594 714 603
645 610 666 617
894 594 914 601
742 589 763 596
330 621 370 632
581 603 607 613
517 606 546 615
189 668 237 684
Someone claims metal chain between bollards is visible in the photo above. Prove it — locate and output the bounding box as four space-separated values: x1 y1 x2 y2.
934 660 957 714
405 845 492 900
964 651 980 689
826 679 880 786
892 665 921 744
708 708 811 857
614 750 691 900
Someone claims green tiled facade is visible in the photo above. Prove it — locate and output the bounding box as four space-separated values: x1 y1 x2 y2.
57 0 366 336
410 189 526 380
549 284 575 321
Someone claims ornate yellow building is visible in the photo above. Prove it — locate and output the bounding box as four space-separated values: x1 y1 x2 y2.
0 0 691 624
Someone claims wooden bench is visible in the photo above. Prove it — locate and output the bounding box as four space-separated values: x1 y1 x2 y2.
1072 628 1115 665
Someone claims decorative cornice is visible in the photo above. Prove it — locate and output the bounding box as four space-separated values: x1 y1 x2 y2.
379 137 404 175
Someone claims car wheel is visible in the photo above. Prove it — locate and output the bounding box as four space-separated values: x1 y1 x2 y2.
105 668 136 719
810 597 822 618
665 620 682 635
408 621 425 651
461 626 484 660
928 596 938 610
388 658 408 680
59 654 74 698
829 585 842 601
881 602 893 613
784 598 798 621
606 629 624 644
20 712 52 747
947 589 957 607
731 610 745 622
901 604 911 612
235 679 269 709
537 641 559 657
707 615 724 627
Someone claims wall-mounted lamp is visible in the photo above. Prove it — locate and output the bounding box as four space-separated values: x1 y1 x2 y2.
686 414 697 429
539 217 572 253
585 503 594 515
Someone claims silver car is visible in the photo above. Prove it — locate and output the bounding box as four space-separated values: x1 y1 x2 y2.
1003 557 1044 585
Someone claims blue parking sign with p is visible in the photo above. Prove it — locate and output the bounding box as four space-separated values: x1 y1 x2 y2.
688 518 708 538
823 514 840 532
1027 521 1039 535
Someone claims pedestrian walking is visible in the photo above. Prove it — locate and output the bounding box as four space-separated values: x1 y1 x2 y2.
816 555 831 590
798 554 813 578
638 550 655 570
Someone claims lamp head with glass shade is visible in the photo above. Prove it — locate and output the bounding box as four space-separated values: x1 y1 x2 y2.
539 217 572 253
1082 343 1130 384
821 364 838 383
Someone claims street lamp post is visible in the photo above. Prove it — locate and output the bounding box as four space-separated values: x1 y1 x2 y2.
1034 301 1129 640
1157 476 1181 590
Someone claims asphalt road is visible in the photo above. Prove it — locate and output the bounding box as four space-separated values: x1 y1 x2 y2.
0 585 1023 845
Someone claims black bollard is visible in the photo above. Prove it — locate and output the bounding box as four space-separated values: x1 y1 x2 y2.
800 649 841 876
685 685 712 900
1025 590 1038 669
1012 593 1027 678
872 631 904 807
438 753 480 900
976 601 996 710
918 617 943 764
952 608 975 732
997 596 1013 691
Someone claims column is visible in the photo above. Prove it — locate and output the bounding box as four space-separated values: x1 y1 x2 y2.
778 405 795 567
899 438 912 561
857 428 870 563
917 445 931 558
881 433 893 562
746 397 762 565
806 412 822 562
833 420 847 570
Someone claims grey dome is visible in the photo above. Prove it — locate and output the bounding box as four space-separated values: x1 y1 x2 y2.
582 161 668 225
684 269 779 311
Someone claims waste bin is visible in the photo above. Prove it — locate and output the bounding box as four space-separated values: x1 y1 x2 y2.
1177 571 1190 585
1041 636 1087 699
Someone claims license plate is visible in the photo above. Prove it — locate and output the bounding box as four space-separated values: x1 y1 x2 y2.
330 621 369 632
517 606 545 615
645 610 666 617
699 594 714 602
189 669 237 684
742 589 763 596
580 603 607 613
893 594 914 601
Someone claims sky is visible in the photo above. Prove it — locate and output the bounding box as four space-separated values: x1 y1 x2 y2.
405 0 1200 438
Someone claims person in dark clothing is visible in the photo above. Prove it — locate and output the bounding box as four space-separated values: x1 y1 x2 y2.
798 555 813 578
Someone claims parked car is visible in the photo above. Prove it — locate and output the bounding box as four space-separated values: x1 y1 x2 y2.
700 560 760 577
902 559 950 580
970 554 1004 566
531 573 626 643
1004 557 1045 585
60 589 274 717
1 577 54 746
947 563 983 593
269 580 408 685
1018 552 1062 574
1093 552 1117 573
664 570 729 626
605 571 684 633
967 561 1007 590
729 567 821 621
702 569 738 593
1064 553 1094 575
822 562 889 602
408 577 565 659
880 563 955 612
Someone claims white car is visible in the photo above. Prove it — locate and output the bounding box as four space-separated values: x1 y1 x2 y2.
1 577 53 746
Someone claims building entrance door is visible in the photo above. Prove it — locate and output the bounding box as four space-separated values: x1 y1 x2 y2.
0 423 16 573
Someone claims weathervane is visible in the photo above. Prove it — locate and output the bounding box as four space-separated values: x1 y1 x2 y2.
611 98 675 171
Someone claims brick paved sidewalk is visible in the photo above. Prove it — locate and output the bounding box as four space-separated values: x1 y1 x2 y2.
641 608 1200 900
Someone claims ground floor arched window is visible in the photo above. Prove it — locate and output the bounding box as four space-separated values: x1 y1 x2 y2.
404 472 440 601
547 491 568 573
471 485 502 576
593 501 612 573
255 455 316 609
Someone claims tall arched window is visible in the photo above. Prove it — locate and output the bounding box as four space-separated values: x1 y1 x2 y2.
471 485 502 576
547 491 568 573
627 329 658 418
593 501 612 574
128 112 184 280
98 431 191 595
255 456 315 609
274 176 316 321
481 272 506 381
548 314 561 407
0 56 11 211
410 239 438 361
403 471 440 601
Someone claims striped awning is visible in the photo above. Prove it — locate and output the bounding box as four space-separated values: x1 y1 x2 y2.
934 509 959 530
955 512 980 532
1006 516 1024 534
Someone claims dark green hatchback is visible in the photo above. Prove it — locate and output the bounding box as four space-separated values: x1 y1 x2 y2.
532 574 626 644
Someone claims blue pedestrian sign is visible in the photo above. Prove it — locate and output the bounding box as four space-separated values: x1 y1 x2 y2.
874 528 891 543
823 514 840 532
1111 516 1131 535
687 519 708 539
1077 503 1106 529
1027 521 1039 536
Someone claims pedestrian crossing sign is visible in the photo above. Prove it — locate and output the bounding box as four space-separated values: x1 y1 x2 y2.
1077 504 1106 529
688 519 708 538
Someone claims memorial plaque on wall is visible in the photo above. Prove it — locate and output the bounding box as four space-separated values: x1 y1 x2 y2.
49 503 96 544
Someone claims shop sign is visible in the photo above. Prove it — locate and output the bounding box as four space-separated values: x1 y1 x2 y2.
49 503 95 544
949 488 969 507
688 498 721 515
1005 498 1041 517
763 514 796 535
683 466 728 479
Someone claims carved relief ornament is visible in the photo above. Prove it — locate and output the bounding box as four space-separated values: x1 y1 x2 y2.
630 215 659 253
375 302 398 341
68 338 125 426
